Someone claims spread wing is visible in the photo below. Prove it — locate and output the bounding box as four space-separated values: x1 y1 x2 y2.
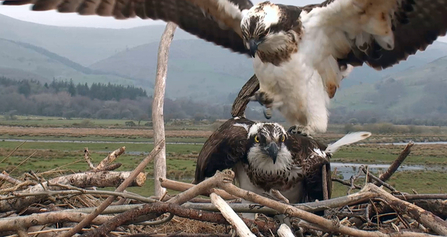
2 0 253 55
192 117 254 184
301 0 447 97
285 133 331 203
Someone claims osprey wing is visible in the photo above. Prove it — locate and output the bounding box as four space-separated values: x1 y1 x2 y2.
285 134 331 203
193 117 253 184
2 0 253 55
301 0 447 97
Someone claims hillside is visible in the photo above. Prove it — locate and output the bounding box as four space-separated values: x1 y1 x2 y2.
0 38 138 86
0 14 194 66
331 56 447 122
90 39 252 101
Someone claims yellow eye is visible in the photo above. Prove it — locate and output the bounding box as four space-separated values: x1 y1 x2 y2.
254 135 260 143
280 135 285 142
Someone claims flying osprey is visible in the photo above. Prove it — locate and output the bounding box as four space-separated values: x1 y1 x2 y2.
4 0 447 134
193 117 371 204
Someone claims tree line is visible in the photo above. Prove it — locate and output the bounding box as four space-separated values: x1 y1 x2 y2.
0 77 234 121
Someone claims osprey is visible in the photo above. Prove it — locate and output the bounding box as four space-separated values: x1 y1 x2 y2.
193 117 371 204
4 0 447 134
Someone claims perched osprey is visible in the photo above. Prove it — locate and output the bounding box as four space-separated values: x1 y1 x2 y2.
4 0 447 134
193 117 371 204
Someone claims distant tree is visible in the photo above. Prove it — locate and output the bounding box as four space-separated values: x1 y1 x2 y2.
18 81 31 97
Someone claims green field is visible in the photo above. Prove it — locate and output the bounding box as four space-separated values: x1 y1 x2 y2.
1 117 446 198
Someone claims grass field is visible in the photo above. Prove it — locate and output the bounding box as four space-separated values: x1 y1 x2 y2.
1 116 446 198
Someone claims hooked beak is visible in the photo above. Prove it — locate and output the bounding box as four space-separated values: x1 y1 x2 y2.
248 39 260 58
265 142 279 164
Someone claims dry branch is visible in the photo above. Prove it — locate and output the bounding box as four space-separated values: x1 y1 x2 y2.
95 146 125 171
153 22 177 198
84 148 95 170
0 171 146 212
217 169 440 237
231 74 259 117
378 142 414 183
0 173 22 185
160 178 238 200
278 224 295 237
61 140 165 237
367 184 447 235
0 211 111 232
210 193 255 237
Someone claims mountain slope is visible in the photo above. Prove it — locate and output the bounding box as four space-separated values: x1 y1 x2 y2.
0 14 194 66
332 56 447 120
90 39 253 101
0 38 138 86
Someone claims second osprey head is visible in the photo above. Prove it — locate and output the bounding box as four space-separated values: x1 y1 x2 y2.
247 122 288 164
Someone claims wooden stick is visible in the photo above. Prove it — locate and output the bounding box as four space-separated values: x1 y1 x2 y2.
83 147 95 169
0 171 146 212
210 193 256 237
95 146 125 171
378 141 414 183
278 224 295 237
60 139 165 237
366 184 447 236
153 22 177 198
160 178 238 200
0 211 111 232
217 169 438 237
0 173 22 185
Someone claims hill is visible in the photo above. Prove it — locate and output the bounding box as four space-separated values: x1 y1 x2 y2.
0 38 138 86
90 39 252 101
0 14 194 66
331 56 447 124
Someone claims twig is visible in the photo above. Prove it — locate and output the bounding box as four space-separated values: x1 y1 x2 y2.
378 141 414 183
332 178 361 190
0 189 157 203
61 139 165 237
0 173 22 185
0 211 111 232
95 147 125 171
84 168 232 236
210 193 255 237
153 22 177 197
160 178 238 200
9 151 37 174
366 184 447 236
218 169 439 237
84 147 95 170
361 166 398 192
0 141 26 164
278 224 295 237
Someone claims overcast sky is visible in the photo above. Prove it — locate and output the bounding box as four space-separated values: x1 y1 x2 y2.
0 0 319 28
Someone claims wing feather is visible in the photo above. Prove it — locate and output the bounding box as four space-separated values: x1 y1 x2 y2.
302 0 447 97
193 117 253 184
2 0 253 55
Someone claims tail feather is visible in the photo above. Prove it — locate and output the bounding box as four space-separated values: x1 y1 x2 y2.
325 132 371 154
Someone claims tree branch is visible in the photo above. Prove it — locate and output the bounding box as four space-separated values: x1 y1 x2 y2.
153 22 177 198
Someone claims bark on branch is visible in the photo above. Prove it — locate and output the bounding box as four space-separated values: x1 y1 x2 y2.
0 171 146 212
153 22 177 198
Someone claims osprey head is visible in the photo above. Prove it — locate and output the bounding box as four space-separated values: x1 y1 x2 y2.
241 2 281 57
247 122 288 164
241 2 300 58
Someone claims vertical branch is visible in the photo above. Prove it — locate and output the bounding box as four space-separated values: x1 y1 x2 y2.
152 22 177 197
